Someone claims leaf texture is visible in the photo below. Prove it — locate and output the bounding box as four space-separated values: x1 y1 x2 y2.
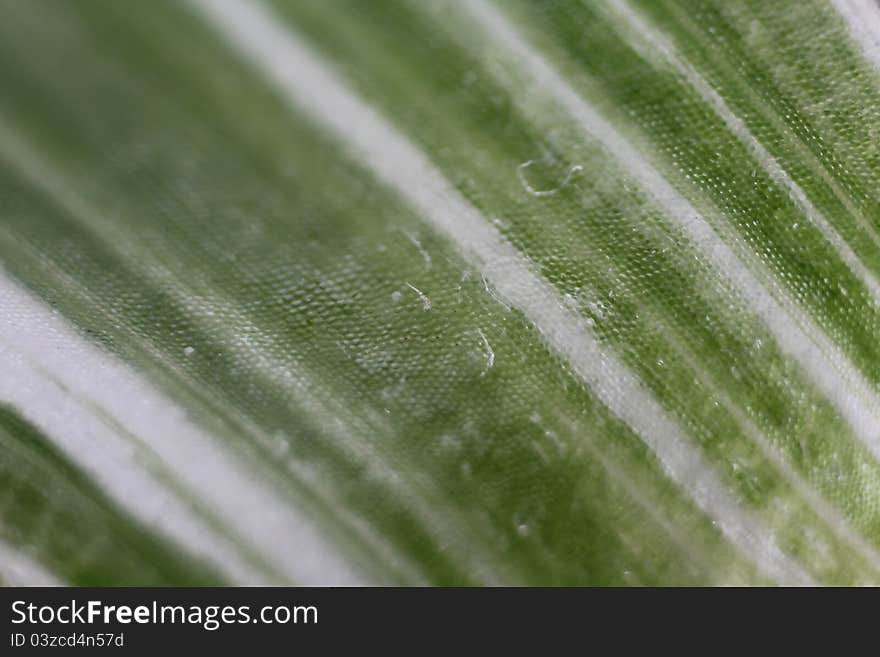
2 0 880 585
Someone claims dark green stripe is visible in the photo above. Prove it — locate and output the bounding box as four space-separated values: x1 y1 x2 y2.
0 404 223 585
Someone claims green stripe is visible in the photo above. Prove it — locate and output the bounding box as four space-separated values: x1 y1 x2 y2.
0 0 757 584
0 0 878 584
635 0 880 258
259 0 880 581
0 404 222 585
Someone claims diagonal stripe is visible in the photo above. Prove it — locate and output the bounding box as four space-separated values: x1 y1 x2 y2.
831 0 880 75
0 538 63 587
604 0 880 306
189 0 815 585
462 0 880 463
0 270 368 586
0 119 500 586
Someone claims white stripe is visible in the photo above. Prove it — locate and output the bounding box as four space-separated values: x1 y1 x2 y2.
0 271 368 586
606 0 880 306
573 436 729 583
180 298 507 585
0 334 266 585
657 315 880 575
462 0 880 463
190 0 814 585
0 539 63 586
0 122 484 585
603 0 880 570
831 0 880 75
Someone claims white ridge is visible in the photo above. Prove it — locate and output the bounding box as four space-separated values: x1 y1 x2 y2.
462 0 880 464
606 0 880 306
0 539 63 586
0 271 368 586
190 0 815 585
831 0 880 76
